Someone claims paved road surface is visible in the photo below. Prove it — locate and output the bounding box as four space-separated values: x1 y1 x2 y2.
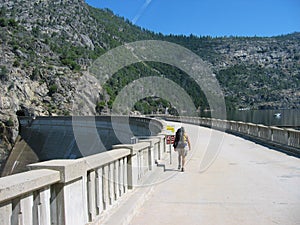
128 122 300 225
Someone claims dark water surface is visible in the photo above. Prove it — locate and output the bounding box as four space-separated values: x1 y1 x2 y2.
226 109 300 128
201 109 300 128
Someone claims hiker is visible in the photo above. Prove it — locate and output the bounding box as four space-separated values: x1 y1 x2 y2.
173 127 191 172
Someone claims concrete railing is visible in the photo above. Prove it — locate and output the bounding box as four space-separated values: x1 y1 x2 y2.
160 115 300 155
0 117 167 225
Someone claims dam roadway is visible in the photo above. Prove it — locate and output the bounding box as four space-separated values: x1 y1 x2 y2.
105 121 300 225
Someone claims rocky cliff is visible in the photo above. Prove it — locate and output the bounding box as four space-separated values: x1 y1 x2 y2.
0 0 105 168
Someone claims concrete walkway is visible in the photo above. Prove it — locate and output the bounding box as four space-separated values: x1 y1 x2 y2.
127 122 300 225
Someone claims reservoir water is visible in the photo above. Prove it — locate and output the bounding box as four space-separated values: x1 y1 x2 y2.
202 109 300 128
226 109 300 128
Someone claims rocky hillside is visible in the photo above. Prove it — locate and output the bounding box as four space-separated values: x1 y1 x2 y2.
0 0 299 169
164 34 300 110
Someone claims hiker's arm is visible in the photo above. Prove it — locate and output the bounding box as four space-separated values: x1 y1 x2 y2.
187 136 191 150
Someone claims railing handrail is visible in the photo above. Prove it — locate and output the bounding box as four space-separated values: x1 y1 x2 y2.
0 169 60 203
84 148 131 170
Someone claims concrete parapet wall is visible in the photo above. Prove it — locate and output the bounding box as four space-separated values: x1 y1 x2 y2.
0 117 167 225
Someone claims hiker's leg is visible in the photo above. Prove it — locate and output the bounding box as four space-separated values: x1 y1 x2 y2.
180 155 186 172
182 155 185 168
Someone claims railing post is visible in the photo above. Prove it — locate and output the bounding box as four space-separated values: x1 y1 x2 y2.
33 187 51 225
87 170 96 221
270 127 274 141
109 163 115 205
113 143 150 189
103 165 110 209
123 157 128 193
157 135 164 159
139 138 156 170
127 152 138 189
158 134 167 154
12 194 34 225
0 201 12 225
284 129 289 145
28 159 88 225
114 160 120 200
96 167 104 214
112 145 138 189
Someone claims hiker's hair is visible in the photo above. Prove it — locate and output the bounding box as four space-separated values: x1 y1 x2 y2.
181 127 185 133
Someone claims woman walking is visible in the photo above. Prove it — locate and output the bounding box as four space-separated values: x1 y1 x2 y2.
173 127 191 172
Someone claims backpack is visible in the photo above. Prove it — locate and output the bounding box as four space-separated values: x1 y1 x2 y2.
173 127 186 148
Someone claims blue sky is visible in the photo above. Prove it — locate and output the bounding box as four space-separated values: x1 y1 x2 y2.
85 0 300 37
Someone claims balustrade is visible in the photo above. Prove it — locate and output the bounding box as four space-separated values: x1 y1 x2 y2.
161 115 300 150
